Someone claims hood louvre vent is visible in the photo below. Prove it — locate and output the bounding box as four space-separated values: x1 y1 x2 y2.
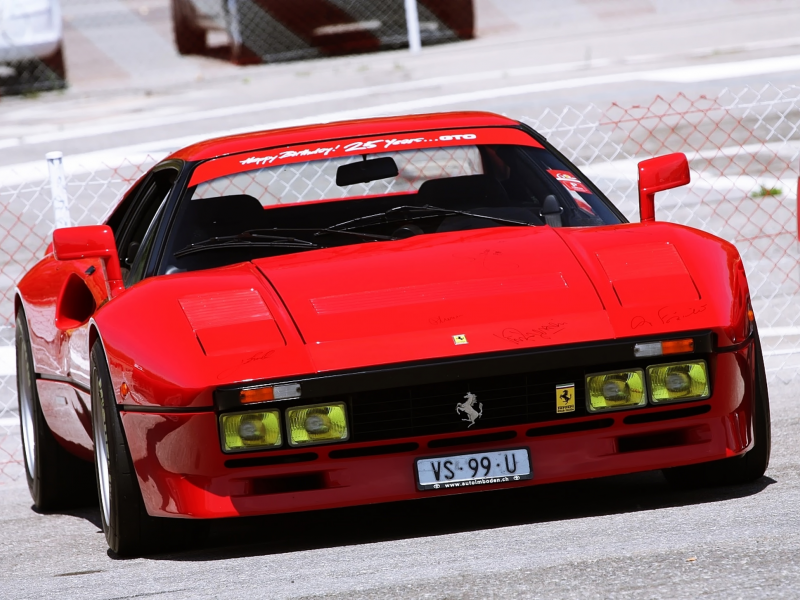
595 242 699 307
179 289 285 357
179 289 272 329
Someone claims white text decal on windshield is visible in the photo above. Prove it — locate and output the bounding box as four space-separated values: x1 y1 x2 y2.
240 145 341 166
344 133 477 153
234 133 481 168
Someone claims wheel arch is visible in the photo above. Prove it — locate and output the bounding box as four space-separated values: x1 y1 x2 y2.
88 319 102 354
88 319 113 400
88 319 123 410
14 289 29 323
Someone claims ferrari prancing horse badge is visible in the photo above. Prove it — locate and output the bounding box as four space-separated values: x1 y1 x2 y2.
556 383 575 413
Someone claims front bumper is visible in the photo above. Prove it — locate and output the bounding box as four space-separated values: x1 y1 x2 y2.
121 346 754 519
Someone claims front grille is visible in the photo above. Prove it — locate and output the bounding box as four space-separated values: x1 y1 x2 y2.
347 366 589 443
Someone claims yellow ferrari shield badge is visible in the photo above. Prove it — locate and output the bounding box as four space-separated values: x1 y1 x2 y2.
452 334 468 345
556 383 575 413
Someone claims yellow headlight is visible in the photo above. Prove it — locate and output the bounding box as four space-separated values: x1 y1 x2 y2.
586 370 646 412
648 361 710 404
286 403 349 447
220 410 282 452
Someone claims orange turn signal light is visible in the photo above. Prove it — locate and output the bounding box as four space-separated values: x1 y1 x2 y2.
239 383 301 404
240 387 274 404
661 339 694 355
634 339 694 358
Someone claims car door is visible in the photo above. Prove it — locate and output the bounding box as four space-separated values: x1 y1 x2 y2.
65 164 180 385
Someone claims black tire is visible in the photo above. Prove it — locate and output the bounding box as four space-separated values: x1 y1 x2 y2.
171 0 207 55
662 331 771 488
15 310 96 510
91 341 206 556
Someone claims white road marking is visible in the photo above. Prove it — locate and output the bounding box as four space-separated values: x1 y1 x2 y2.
639 54 800 83
3 50 800 157
7 33 800 152
4 52 800 188
0 58 615 151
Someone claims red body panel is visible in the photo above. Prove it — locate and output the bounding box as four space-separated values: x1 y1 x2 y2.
36 380 94 461
14 111 759 522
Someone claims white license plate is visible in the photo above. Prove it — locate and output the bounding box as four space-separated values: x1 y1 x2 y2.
415 448 532 491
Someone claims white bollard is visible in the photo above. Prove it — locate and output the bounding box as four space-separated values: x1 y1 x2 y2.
46 151 71 230
404 0 422 54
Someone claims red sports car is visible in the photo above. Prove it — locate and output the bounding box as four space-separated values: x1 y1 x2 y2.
15 112 770 555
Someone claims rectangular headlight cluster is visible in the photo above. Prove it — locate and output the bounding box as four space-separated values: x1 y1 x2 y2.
648 361 710 404
219 401 349 453
586 360 709 413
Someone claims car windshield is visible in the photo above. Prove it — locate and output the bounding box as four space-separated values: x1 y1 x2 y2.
160 129 623 274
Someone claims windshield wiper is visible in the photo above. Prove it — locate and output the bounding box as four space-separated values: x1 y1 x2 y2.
174 231 320 258
257 227 396 241
326 205 537 231
173 227 397 258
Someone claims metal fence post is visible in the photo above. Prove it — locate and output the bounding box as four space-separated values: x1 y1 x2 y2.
46 151 71 230
404 0 422 54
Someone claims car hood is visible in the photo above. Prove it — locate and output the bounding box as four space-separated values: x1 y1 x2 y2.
97 222 746 408
253 223 740 372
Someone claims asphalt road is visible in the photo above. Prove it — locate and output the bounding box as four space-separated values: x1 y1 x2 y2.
0 372 797 600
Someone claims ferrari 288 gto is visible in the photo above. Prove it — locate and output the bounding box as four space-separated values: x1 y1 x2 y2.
15 111 770 554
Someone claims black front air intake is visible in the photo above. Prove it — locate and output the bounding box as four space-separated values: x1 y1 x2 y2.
347 366 589 443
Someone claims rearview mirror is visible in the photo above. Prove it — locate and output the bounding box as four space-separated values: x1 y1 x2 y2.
637 153 690 222
53 225 124 296
336 157 399 187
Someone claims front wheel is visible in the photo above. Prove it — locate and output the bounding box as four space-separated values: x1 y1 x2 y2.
91 341 205 556
662 331 771 488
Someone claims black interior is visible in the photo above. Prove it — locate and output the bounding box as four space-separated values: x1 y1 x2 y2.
159 144 620 275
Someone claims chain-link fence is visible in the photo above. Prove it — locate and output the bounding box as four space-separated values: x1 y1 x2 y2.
1 84 799 482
